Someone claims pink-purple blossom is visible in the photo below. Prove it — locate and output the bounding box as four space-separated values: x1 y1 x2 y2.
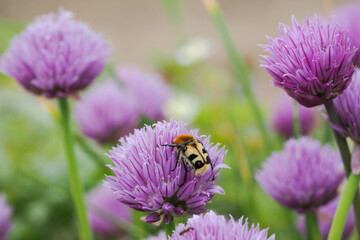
75 81 140 144
105 120 227 225
260 15 356 107
272 96 316 138
0 9 111 98
169 210 275 240
87 185 132 238
256 137 344 212
0 194 13 240
116 66 171 121
333 2 360 67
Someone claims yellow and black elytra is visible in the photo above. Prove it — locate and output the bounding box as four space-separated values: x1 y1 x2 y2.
161 134 214 187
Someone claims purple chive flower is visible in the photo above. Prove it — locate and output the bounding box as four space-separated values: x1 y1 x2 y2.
0 194 13 240
0 9 111 98
297 197 355 239
75 81 140 144
256 137 344 212
260 15 356 107
332 68 360 173
117 66 171 121
272 96 316 138
333 2 360 67
169 210 275 240
105 120 227 225
87 185 132 238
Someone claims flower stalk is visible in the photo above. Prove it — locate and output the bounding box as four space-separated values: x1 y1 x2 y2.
328 173 360 240
59 98 93 240
305 211 322 240
325 100 360 235
293 100 301 139
203 0 273 153
165 220 175 239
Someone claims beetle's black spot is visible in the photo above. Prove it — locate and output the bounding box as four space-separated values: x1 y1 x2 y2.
191 143 197 148
202 148 207 154
206 156 210 163
194 161 204 169
188 154 197 161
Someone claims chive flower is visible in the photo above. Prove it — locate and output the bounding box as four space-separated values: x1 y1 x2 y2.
272 96 316 138
260 15 356 107
105 120 227 225
169 210 275 240
0 194 13 240
332 68 360 173
0 9 111 98
75 81 140 144
297 197 355 239
333 2 360 67
87 185 132 238
117 66 171 121
256 137 344 212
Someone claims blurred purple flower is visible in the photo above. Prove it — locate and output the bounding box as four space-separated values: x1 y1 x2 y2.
272 96 316 138
105 120 227 225
169 210 275 240
87 185 132 238
0 9 111 98
297 197 355 239
333 68 360 142
0 194 13 240
333 2 360 67
117 66 171 121
256 137 344 212
260 15 356 107
144 231 166 240
75 81 140 144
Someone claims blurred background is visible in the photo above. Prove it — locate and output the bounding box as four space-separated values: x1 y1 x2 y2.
0 0 355 239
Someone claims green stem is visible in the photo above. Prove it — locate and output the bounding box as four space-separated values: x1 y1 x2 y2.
293 100 301 139
74 133 112 175
203 0 273 153
305 211 323 240
158 0 185 44
165 220 176 239
324 100 360 235
324 101 351 174
58 98 93 240
328 173 360 240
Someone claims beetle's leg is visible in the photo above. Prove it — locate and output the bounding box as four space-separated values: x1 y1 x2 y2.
171 150 181 171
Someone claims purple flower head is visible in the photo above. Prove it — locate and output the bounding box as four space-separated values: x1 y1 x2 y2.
75 81 140 144
333 68 360 142
297 197 355 239
256 137 344 212
272 96 316 138
0 194 13 240
105 120 227 225
260 15 356 107
333 2 360 67
169 210 275 240
0 9 111 98
87 185 132 238
117 66 171 121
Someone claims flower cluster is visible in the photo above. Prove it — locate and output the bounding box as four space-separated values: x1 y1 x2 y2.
117 66 171 121
75 82 139 144
256 137 344 212
170 211 275 240
333 2 360 67
0 194 13 240
260 15 356 107
105 120 227 225
86 185 132 238
0 9 111 98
